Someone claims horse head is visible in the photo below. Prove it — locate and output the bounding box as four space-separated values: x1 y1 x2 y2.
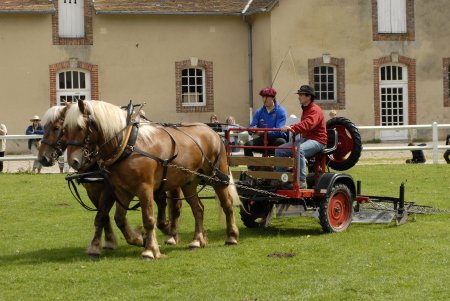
64 100 126 171
38 102 71 166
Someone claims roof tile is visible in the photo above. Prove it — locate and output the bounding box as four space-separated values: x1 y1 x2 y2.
0 0 55 13
94 0 277 15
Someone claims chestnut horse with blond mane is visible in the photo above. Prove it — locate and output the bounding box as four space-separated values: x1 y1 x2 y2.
63 100 239 259
38 103 183 257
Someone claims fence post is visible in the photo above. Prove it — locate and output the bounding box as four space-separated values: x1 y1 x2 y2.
432 122 438 164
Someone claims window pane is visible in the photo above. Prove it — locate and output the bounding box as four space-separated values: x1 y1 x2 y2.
189 69 195 76
182 69 188 77
73 71 79 88
66 71 72 89
80 72 86 89
59 72 65 89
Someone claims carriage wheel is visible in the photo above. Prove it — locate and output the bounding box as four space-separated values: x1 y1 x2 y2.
326 117 362 171
319 183 353 233
240 199 273 228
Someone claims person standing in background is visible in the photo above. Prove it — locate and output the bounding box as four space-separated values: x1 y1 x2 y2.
0 123 7 172
444 134 450 164
26 115 44 173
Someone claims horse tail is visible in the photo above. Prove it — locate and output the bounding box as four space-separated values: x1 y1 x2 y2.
228 171 241 206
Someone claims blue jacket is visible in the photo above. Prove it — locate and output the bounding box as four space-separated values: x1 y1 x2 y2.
26 124 44 150
249 101 287 139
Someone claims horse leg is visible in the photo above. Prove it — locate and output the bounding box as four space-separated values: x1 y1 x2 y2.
164 188 183 245
101 191 118 250
213 177 239 245
181 184 207 249
154 189 171 235
114 195 144 247
85 186 117 257
139 184 162 259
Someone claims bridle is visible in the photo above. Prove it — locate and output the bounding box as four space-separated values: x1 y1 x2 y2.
65 114 98 164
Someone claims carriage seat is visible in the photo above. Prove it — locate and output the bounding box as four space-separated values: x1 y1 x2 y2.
321 129 338 155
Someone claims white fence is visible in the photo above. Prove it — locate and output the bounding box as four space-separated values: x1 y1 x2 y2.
359 122 450 164
1 123 450 164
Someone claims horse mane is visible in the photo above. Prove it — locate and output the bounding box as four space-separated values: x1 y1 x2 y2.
42 105 65 126
64 100 127 141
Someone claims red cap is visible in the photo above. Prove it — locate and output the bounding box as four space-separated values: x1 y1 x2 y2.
259 87 277 97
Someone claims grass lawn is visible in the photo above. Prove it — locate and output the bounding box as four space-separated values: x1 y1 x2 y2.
0 165 449 300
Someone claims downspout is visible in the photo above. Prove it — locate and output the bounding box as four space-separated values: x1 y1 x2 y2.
244 16 254 120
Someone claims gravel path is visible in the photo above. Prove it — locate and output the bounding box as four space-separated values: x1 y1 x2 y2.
1 142 446 173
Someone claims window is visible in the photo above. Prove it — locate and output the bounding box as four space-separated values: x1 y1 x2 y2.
181 68 205 106
49 60 98 106
379 65 408 126
175 59 214 113
308 56 345 110
372 0 415 41
56 70 91 105
52 0 93 45
313 65 336 102
58 0 84 38
377 0 406 33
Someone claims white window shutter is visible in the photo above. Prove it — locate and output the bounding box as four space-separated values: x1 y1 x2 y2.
377 0 392 33
390 0 407 33
58 0 85 38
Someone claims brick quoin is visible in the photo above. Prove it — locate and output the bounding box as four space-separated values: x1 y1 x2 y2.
443 58 450 107
373 55 416 125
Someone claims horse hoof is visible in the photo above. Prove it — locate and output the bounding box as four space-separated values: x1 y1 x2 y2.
141 250 155 260
103 241 117 250
225 239 238 246
87 253 100 259
188 240 201 249
165 236 177 245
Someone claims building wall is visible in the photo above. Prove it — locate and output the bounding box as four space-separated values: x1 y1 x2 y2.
0 13 250 152
268 0 450 128
2 0 450 153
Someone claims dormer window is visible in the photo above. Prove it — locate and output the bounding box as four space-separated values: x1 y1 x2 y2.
58 0 84 38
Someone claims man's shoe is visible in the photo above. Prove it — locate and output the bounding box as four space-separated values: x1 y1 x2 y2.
299 181 307 189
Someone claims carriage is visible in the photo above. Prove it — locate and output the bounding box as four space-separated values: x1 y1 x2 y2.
223 117 414 232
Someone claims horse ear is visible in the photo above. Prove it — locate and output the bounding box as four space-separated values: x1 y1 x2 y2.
78 99 86 114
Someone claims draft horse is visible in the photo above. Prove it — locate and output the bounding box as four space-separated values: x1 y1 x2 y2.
63 100 240 259
38 103 182 257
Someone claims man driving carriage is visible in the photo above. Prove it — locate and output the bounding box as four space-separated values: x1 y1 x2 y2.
276 85 327 189
244 87 288 157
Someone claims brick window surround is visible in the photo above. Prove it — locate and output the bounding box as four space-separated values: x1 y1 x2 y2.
443 58 450 107
49 60 99 106
373 55 416 125
52 0 93 45
308 56 345 110
372 0 415 41
175 59 214 113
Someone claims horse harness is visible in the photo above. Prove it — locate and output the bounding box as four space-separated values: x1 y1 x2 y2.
67 102 230 210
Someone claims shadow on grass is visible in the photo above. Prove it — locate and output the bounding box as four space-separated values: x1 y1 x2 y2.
0 217 328 266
